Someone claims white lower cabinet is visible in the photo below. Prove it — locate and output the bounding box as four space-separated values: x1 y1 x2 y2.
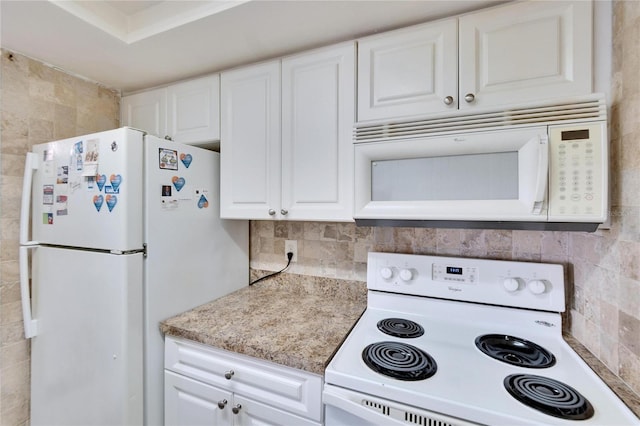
164 336 322 426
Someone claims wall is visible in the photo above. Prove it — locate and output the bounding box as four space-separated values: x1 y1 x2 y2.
0 50 120 425
250 1 640 399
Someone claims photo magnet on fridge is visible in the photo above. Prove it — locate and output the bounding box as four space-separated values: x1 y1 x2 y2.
159 148 178 170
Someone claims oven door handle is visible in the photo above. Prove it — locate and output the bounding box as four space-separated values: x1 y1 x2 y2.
323 385 407 426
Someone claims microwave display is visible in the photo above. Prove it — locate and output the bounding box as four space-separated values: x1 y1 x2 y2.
561 129 589 140
371 152 519 201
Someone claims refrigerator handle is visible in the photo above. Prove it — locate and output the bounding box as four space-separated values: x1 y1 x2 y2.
19 246 38 338
20 152 39 245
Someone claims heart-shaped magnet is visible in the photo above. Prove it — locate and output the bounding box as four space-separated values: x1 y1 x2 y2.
172 176 185 192
197 194 209 209
180 153 192 168
106 195 118 212
93 195 104 211
96 174 107 191
110 174 122 191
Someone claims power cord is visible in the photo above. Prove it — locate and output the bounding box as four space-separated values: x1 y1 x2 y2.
249 251 294 286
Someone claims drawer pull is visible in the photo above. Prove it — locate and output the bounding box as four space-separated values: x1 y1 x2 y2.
232 404 242 414
224 370 234 380
217 399 228 410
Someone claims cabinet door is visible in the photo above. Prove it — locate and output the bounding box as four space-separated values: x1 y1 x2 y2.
459 0 592 110
220 61 281 219
165 371 232 426
357 19 458 122
233 394 320 426
281 42 355 222
167 74 220 146
121 88 167 139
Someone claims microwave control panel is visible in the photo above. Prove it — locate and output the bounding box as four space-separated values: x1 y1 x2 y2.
548 122 606 221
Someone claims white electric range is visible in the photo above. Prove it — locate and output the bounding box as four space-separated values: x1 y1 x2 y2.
324 252 639 425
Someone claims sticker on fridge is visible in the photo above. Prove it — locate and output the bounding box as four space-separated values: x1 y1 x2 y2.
56 165 69 184
81 138 100 177
71 141 83 172
43 185 54 205
159 148 178 170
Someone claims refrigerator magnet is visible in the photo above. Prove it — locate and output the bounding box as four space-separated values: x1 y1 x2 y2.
105 195 118 212
197 194 209 209
159 148 178 170
81 139 100 177
171 176 186 192
43 185 54 205
180 153 192 168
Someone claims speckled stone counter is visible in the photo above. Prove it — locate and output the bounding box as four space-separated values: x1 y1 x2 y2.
160 272 367 376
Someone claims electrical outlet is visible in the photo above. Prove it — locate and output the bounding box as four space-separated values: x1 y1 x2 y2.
284 240 298 262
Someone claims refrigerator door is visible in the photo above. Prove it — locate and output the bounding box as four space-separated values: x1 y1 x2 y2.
143 136 249 426
29 127 144 252
30 246 143 426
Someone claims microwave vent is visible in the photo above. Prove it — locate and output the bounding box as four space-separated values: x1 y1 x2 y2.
354 95 607 143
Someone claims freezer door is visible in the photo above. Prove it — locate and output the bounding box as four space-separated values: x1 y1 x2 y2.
30 246 143 426
29 128 144 252
143 136 249 426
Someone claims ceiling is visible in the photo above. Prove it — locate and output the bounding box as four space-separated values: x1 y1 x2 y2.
1 0 504 94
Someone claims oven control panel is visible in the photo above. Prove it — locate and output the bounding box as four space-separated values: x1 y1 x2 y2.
367 252 565 312
432 264 477 284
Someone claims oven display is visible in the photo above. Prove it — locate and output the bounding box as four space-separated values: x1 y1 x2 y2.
446 266 463 275
433 264 477 284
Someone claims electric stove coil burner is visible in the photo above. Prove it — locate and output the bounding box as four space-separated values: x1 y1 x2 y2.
504 374 595 420
377 318 425 338
362 341 437 381
475 334 556 368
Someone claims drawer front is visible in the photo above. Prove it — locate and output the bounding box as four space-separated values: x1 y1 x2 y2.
165 336 323 421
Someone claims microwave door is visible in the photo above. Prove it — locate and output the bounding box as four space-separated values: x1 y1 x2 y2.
354 127 550 222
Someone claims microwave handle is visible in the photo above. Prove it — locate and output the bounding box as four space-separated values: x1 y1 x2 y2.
532 135 549 214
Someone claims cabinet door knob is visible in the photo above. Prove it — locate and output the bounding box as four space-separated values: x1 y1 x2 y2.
224 370 234 380
268 209 276 216
217 399 228 409
232 404 242 414
280 209 288 216
464 93 475 103
443 96 454 105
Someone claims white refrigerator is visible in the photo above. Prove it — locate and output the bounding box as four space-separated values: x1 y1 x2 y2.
19 127 248 426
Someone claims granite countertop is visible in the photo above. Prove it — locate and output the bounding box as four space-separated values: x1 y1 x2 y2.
160 272 367 376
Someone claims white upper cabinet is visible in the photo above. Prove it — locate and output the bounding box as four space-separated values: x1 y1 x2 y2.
357 0 593 122
167 74 220 146
220 61 282 220
121 74 220 146
221 42 355 222
458 0 592 110
121 88 167 138
357 19 458 122
281 42 355 221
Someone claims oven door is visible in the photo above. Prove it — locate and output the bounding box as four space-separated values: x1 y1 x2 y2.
354 127 549 221
323 384 481 426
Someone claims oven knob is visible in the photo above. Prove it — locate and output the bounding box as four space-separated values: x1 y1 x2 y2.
380 267 393 280
527 279 548 295
502 277 521 292
399 269 413 282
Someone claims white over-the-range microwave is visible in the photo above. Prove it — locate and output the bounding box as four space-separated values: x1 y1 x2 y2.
353 94 609 232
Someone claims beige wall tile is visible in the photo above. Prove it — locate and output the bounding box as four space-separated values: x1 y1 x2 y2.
0 49 120 423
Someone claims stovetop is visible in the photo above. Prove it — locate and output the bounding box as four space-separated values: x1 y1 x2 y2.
324 253 638 425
